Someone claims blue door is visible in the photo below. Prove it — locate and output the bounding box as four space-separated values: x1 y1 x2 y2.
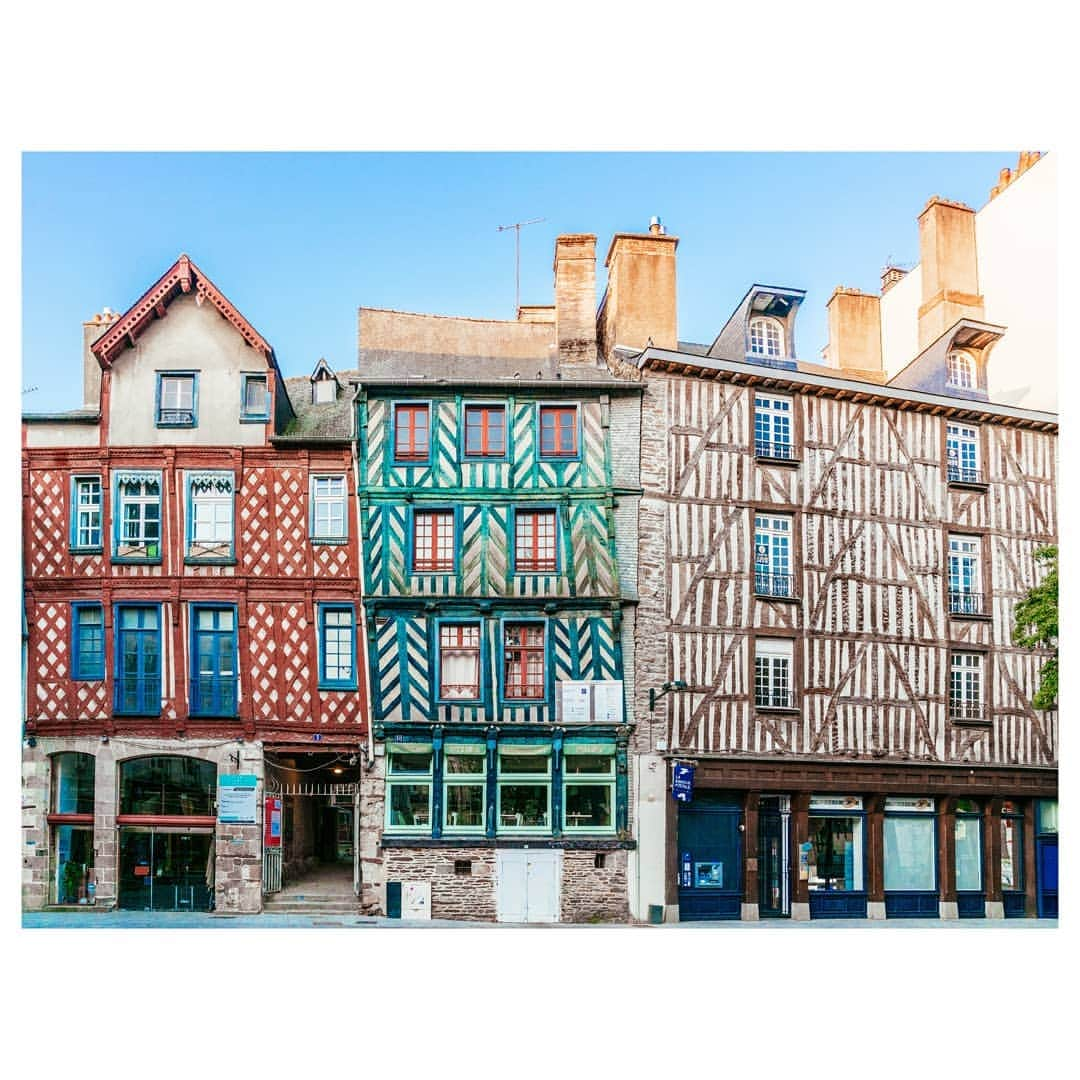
677 794 743 921
1037 838 1058 918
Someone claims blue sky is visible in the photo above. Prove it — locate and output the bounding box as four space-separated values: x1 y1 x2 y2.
22 152 1018 412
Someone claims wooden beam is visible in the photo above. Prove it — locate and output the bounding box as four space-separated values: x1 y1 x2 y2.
154 302 167 319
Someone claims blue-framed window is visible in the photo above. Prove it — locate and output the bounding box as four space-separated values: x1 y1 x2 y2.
71 602 105 680
443 744 487 833
393 402 432 464
113 472 162 562
240 373 270 422
385 744 433 833
511 506 559 574
807 796 865 892
754 394 795 460
946 422 981 484
497 746 552 833
562 744 616 834
114 604 161 716
190 605 239 716
538 404 580 460
500 619 548 703
186 472 235 562
309 475 348 542
70 475 103 551
436 620 484 703
318 603 357 690
462 402 507 460
156 372 198 428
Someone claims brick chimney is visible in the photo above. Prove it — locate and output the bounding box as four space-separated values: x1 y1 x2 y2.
598 219 678 362
83 308 119 408
553 234 597 364
824 287 882 376
880 266 908 294
916 196 984 349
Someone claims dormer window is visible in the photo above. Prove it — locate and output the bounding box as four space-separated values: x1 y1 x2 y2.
947 350 976 389
749 317 784 359
313 379 336 405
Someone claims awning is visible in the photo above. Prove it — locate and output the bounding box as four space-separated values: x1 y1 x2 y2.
388 741 433 754
564 742 616 755
498 744 552 756
443 743 487 756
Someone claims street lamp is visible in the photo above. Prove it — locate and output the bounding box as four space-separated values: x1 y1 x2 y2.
649 680 688 712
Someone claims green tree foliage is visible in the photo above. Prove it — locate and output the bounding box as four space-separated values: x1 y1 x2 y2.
1012 545 1058 709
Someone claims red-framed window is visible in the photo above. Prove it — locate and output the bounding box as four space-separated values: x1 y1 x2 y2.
514 509 557 573
414 510 455 573
395 404 430 461
504 623 546 699
464 405 506 457
439 624 482 700
539 406 578 457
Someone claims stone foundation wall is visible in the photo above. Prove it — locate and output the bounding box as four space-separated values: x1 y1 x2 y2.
561 849 629 922
383 847 498 921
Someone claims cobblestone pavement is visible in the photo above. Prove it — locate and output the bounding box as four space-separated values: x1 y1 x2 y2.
21 911 1059 930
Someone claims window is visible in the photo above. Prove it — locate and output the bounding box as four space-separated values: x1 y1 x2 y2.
950 652 984 721
884 798 937 892
310 475 348 541
72 603 105 680
807 801 864 892
119 756 216 816
438 623 481 701
749 316 784 358
114 472 161 561
190 605 238 716
539 405 578 458
318 604 357 690
955 799 982 893
464 404 506 457
70 476 102 550
755 638 794 709
754 514 794 597
413 510 455 573
313 378 336 405
514 508 558 573
497 748 551 831
394 403 430 462
443 746 487 832
1001 801 1023 891
52 752 96 815
503 622 546 700
754 394 795 460
948 535 983 615
240 374 269 421
385 747 433 832
114 605 161 715
187 472 235 561
563 747 615 833
156 372 197 427
946 423 982 484
946 350 976 389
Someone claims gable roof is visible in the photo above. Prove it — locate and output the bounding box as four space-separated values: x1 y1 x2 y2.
90 253 275 369
310 357 340 385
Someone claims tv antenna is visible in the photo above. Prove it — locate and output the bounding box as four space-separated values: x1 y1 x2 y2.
496 217 545 316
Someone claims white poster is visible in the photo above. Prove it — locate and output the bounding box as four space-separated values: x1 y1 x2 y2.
560 682 591 724
592 680 624 724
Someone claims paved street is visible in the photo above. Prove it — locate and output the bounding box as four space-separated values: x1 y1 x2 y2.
22 911 1059 930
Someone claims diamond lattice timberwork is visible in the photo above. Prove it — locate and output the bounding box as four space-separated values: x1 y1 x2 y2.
33 602 70 719
29 471 68 578
247 601 280 723
274 469 308 577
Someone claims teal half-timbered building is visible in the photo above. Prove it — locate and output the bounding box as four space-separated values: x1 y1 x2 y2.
352 276 643 921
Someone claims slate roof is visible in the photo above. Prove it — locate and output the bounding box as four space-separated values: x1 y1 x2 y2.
276 371 358 441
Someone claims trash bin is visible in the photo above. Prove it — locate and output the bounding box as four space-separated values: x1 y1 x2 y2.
648 904 664 925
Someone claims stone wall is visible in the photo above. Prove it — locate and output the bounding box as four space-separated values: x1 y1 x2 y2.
561 849 629 923
358 752 386 914
384 847 498 921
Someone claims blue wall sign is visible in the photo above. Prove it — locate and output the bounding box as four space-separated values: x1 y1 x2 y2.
672 763 695 803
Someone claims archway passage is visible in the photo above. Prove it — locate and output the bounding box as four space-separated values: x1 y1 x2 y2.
263 752 363 911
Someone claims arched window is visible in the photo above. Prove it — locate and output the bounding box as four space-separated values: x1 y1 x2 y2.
749 316 784 359
119 756 216 817
947 350 976 389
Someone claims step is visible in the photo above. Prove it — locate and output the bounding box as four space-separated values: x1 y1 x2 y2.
262 902 363 914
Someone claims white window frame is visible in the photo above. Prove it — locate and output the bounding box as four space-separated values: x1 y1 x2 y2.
754 513 793 596
187 473 235 559
946 350 976 389
946 422 980 483
755 638 794 709
72 475 102 550
950 652 984 720
948 535 982 614
749 316 784 358
754 393 794 459
442 746 487 834
310 474 348 541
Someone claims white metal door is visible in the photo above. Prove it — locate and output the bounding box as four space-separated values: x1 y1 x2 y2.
496 850 560 923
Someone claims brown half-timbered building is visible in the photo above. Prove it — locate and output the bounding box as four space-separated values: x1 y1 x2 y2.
21 256 367 914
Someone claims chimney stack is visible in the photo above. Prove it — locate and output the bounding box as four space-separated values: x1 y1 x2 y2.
83 307 118 408
880 266 908 294
598 220 678 362
553 234 598 364
916 196 984 349
825 287 882 376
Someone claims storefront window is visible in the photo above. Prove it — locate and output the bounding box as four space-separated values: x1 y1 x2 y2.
497 749 551 831
1037 800 1058 834
1001 803 1023 890
385 748 432 831
563 748 615 832
443 747 486 832
119 756 216 816
52 752 95 815
52 824 94 905
808 813 863 891
118 829 214 912
884 797 936 892
955 801 983 892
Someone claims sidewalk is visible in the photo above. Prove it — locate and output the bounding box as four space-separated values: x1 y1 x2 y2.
21 910 1059 930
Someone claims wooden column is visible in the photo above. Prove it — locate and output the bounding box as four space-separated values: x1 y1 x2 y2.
664 791 679 908
791 792 810 912
983 798 1003 915
938 796 957 913
1022 799 1038 918
743 791 760 912
865 795 885 908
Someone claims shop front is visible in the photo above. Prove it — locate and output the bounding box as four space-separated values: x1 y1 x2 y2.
1001 800 1025 917
1036 799 1058 918
676 791 743 921
806 795 866 919
953 799 984 918
884 797 938 918
48 752 96 905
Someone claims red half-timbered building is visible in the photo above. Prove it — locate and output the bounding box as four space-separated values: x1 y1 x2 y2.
21 256 367 913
